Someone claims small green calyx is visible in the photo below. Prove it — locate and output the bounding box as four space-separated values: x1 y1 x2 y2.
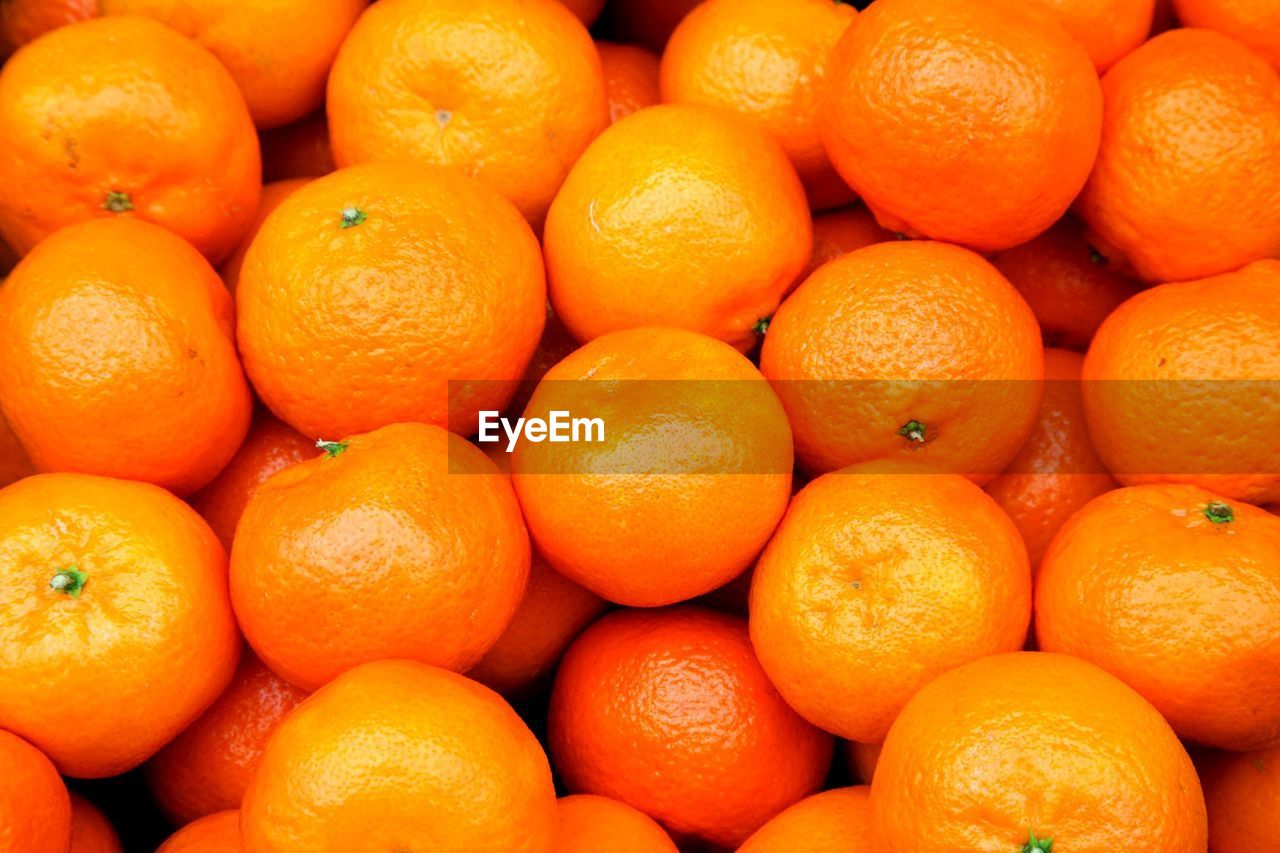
1023 832 1053 853
50 566 87 598
1088 245 1108 265
753 316 772 336
101 191 134 213
316 439 349 458
1204 501 1234 524
898 419 926 443
340 207 367 229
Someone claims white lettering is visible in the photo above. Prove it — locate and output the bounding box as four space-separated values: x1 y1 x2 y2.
478 411 605 452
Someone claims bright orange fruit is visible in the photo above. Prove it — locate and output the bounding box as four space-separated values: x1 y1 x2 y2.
1037 484 1280 751
1202 745 1280 851
597 42 660 124
0 730 71 853
68 794 122 853
155 810 241 853
555 795 677 853
738 787 875 853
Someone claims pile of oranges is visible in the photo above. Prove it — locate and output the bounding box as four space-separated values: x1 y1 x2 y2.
1 0 1278 850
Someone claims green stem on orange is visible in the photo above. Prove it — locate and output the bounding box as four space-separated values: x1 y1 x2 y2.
101 191 133 213
1088 245 1108 265
316 439 349 458
898 419 926 443
50 566 87 598
753 316 772 336
1023 832 1053 853
340 207 367 229
1204 501 1234 524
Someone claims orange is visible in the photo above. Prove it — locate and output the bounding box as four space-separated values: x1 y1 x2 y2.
749 463 1031 742
738 787 875 853
0 219 252 496
0 0 94 56
605 0 703 52
549 607 833 848
1081 260 1280 504
327 0 607 227
985 348 1118 566
236 161 545 438
597 42 660 125
155 810 241 853
558 0 604 26
1031 0 1156 70
0 730 70 853
544 104 811 351
1202 745 1280 851
990 216 1141 351
661 0 855 210
0 413 34 489
798 206 895 285
146 652 309 826
68 794 122 853
760 241 1044 481
1173 0 1280 73
872 652 1206 851
1036 484 1280 751
0 473 239 777
188 411 316 552
467 555 607 698
511 327 793 607
99 0 366 129
822 0 1101 252
0 17 260 263
218 178 311 295
242 659 556 852
231 423 530 690
555 795 677 853
1077 29 1280 282
259 111 336 182
845 741 881 785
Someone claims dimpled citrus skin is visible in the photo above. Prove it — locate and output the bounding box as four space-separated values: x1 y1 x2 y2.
1076 29 1280 282
738 787 875 853
543 104 812 352
1202 745 1280 851
872 652 1207 851
0 731 71 853
555 796 678 853
597 42 661 124
327 0 607 227
146 653 309 826
1031 0 1155 70
231 423 530 691
990 217 1141 352
189 412 316 552
0 16 260 263
549 608 833 848
155 810 241 853
218 178 311 295
511 327 793 607
467 555 607 698
760 241 1044 482
236 161 545 439
100 0 366 129
1037 485 1280 751
749 464 1032 742
822 0 1102 252
985 349 1118 566
0 219 252 496
242 660 557 853
660 0 856 210
68 794 122 853
259 111 335 182
1173 0 1280 73
0 0 95 55
1080 260 1280 504
0 474 240 778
